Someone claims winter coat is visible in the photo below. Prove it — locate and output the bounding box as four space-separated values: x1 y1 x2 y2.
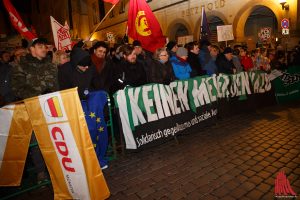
110 60 147 94
11 54 57 99
0 62 15 105
187 52 205 77
170 56 192 80
58 48 100 99
203 57 218 76
147 59 175 84
216 54 235 74
240 55 254 71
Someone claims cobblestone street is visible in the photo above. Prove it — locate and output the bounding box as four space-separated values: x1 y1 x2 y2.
104 102 300 199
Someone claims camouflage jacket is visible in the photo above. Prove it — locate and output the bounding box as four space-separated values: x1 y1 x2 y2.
11 54 58 99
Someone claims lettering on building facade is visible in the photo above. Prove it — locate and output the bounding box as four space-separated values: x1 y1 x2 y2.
182 0 226 17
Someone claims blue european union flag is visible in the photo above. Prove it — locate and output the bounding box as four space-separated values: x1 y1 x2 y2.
81 90 108 168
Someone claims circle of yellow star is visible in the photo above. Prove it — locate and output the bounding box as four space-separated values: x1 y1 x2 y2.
96 117 101 123
89 112 96 118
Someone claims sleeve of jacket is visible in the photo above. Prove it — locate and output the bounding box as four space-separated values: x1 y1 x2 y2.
58 63 72 90
44 63 59 93
137 62 148 86
11 63 30 99
90 65 102 91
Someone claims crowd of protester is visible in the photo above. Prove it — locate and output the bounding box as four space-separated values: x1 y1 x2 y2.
1 38 300 107
1 37 300 179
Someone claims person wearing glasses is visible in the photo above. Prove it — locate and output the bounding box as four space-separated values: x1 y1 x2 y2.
148 47 175 84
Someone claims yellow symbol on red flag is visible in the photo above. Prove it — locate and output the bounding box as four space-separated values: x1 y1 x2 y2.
135 11 151 36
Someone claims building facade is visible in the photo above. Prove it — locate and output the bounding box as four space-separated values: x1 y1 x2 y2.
86 0 299 50
1 0 299 50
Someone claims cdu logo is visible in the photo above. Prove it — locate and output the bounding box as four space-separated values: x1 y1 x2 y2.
44 96 63 118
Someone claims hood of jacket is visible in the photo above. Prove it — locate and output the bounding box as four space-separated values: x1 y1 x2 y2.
70 47 90 67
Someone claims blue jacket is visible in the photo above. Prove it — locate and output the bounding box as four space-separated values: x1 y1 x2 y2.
170 56 192 80
203 57 217 76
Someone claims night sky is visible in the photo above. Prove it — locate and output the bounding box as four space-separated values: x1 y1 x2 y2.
0 0 32 33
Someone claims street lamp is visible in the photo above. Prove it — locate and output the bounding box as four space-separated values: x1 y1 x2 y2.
279 0 289 10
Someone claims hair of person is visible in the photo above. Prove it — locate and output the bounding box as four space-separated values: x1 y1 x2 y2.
233 44 242 49
186 41 198 52
53 50 67 65
254 48 260 53
92 41 108 51
241 46 247 52
122 45 135 56
0 51 9 58
153 47 167 60
233 48 240 56
110 47 116 54
210 44 220 51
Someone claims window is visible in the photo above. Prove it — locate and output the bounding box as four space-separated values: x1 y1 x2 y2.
119 0 125 14
92 2 98 24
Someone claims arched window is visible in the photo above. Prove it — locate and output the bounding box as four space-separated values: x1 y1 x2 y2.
244 6 277 47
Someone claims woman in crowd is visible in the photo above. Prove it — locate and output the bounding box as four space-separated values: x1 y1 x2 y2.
52 50 70 67
148 47 175 84
239 47 254 71
170 47 192 80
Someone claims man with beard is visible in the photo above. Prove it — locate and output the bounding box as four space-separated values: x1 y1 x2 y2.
110 45 147 94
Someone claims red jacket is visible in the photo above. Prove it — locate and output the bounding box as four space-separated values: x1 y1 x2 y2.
240 56 253 71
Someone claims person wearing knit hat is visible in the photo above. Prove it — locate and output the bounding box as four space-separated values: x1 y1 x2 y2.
166 41 178 57
170 47 192 80
132 40 145 64
58 47 100 99
176 47 188 58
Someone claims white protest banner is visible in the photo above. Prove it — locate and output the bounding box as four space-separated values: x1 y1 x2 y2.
177 35 194 46
217 25 234 42
50 16 72 51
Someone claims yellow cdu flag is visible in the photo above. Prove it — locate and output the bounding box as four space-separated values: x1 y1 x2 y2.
24 88 110 200
0 104 32 186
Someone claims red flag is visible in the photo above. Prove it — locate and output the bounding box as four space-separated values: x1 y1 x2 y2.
3 0 37 41
103 0 119 5
128 0 166 52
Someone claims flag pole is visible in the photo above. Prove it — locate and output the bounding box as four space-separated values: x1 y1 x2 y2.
87 4 117 42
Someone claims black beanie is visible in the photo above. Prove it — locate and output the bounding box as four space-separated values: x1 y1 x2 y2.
78 55 91 66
